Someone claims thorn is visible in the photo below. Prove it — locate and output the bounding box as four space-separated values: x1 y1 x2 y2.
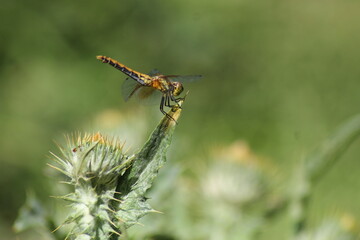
150 209 164 214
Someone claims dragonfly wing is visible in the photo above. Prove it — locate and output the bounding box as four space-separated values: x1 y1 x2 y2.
121 77 143 102
137 86 162 105
148 69 161 77
121 77 162 105
165 75 203 83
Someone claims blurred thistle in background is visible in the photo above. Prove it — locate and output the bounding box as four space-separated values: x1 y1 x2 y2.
1 0 360 239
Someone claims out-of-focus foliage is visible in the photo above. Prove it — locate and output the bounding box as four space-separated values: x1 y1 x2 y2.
1 0 360 239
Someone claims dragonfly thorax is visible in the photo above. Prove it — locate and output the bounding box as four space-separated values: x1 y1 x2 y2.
171 82 184 96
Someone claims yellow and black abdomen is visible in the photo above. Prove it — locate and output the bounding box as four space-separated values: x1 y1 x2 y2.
96 56 152 85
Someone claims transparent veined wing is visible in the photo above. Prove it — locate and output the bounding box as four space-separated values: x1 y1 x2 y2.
121 77 162 105
164 75 203 83
148 69 161 77
121 77 141 102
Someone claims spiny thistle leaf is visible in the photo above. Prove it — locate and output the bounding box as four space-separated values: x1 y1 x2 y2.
114 103 183 229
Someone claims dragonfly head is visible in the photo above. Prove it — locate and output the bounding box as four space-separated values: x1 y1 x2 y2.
172 82 184 96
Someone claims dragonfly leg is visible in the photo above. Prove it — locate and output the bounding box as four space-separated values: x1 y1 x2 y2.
164 93 181 112
169 94 183 110
175 97 185 103
160 95 167 114
165 94 171 107
160 95 177 123
163 93 173 108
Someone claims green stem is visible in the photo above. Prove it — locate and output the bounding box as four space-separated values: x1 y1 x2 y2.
290 114 360 236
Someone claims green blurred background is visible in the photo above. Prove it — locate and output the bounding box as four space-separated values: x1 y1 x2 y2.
1 0 360 239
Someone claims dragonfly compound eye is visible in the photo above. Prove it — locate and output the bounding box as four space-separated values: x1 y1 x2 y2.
172 82 184 96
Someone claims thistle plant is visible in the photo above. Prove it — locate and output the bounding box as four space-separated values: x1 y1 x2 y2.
50 133 133 239
15 103 183 240
14 95 360 240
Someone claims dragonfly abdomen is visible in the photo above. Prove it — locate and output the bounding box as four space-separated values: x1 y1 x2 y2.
96 55 151 85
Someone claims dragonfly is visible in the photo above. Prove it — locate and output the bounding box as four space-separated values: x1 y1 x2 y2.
96 55 202 121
